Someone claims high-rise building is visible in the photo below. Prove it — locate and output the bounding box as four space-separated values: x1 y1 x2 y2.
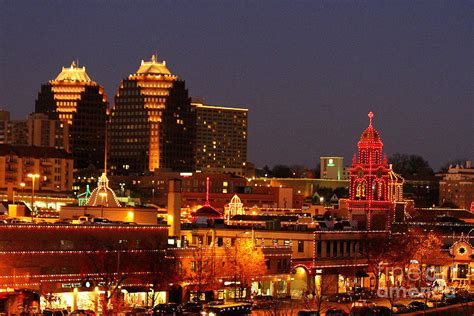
192 101 248 175
27 113 70 151
35 62 108 171
348 112 393 230
109 55 196 174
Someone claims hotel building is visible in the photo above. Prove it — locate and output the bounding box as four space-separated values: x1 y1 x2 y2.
192 101 248 176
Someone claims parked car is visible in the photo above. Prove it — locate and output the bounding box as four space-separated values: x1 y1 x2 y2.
297 310 319 316
251 295 274 309
91 217 113 224
370 306 391 316
153 303 179 315
326 308 349 316
70 310 95 316
351 300 376 309
201 303 251 315
407 301 428 311
179 302 203 314
328 293 353 303
391 303 408 314
43 309 69 316
408 290 424 299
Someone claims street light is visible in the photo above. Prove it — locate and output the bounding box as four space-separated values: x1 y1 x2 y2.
27 173 40 219
19 182 25 195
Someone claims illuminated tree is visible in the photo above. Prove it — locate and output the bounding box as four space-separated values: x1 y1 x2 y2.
183 244 220 302
223 238 266 299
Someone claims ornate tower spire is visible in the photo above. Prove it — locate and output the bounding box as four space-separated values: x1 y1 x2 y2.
368 111 374 126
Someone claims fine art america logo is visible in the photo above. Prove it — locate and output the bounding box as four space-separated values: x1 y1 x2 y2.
376 264 458 299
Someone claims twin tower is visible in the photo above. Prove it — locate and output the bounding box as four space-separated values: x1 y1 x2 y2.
35 56 195 175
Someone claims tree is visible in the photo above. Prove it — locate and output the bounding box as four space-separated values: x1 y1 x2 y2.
271 165 293 178
301 275 333 314
136 247 178 308
183 244 220 302
223 239 266 299
388 153 434 177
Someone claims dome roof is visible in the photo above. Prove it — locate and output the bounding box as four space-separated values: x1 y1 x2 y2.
193 205 223 218
358 112 383 145
135 55 171 75
85 173 121 208
54 61 92 82
230 194 242 205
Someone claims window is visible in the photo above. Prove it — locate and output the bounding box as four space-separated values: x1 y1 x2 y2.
298 240 304 253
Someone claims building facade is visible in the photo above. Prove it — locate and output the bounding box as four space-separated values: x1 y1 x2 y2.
320 157 348 180
109 55 196 175
0 223 168 314
35 62 108 171
438 161 474 210
0 144 73 198
192 101 248 176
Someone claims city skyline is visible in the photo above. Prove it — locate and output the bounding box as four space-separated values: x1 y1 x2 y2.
1 1 473 170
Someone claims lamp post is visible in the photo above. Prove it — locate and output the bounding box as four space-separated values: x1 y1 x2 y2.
27 173 40 219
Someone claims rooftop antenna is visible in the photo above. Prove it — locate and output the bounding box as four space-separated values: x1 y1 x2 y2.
104 121 108 175
205 176 210 206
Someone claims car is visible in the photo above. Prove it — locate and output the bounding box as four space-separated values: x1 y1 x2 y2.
153 303 179 315
297 310 320 316
70 310 95 316
43 309 69 316
327 293 353 303
121 306 149 315
408 290 424 299
91 217 113 224
326 308 349 316
370 306 391 316
251 295 274 309
179 302 203 314
427 300 447 308
351 300 376 309
407 301 428 311
391 303 408 314
201 302 251 315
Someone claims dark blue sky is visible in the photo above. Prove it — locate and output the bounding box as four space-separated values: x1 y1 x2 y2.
1 1 472 170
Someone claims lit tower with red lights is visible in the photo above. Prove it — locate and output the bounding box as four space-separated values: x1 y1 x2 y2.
348 112 393 230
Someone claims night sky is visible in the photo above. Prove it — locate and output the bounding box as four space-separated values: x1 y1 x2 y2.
1 1 472 170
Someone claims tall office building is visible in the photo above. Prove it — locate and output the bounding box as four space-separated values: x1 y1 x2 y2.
35 62 108 171
192 101 248 175
109 55 195 174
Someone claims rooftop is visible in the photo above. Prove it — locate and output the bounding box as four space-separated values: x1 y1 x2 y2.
135 55 171 75
54 61 92 82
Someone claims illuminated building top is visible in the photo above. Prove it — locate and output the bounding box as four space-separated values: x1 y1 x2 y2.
53 61 93 83
45 61 107 125
135 55 172 76
85 172 121 208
